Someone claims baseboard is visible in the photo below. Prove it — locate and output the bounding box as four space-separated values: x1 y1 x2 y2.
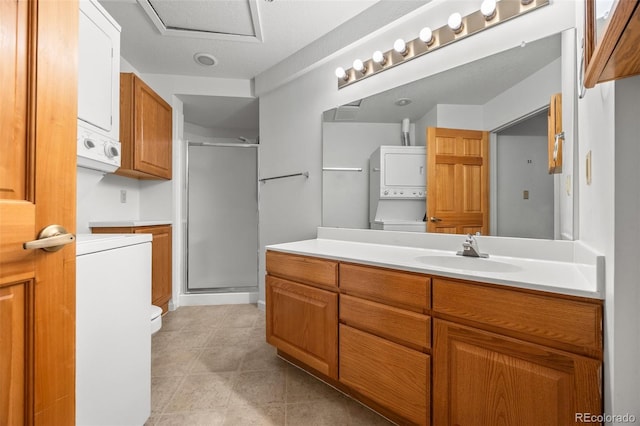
178 292 259 307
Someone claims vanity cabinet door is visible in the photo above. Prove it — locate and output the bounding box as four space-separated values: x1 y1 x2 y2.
266 276 338 379
135 225 172 312
339 324 430 426
433 319 602 426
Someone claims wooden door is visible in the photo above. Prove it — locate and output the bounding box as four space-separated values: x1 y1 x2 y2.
433 319 602 426
426 127 489 235
548 93 563 173
0 0 78 423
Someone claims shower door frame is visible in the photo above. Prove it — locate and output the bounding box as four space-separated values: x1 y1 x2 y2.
184 141 260 294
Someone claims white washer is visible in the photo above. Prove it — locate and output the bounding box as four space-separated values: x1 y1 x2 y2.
76 233 152 426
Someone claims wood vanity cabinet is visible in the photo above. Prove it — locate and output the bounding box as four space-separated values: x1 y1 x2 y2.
92 225 172 312
118 73 172 180
265 251 604 426
265 251 339 379
432 277 603 426
339 263 431 426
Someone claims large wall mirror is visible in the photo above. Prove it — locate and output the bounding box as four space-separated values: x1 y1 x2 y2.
322 29 576 240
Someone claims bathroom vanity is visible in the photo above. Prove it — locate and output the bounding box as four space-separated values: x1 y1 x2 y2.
266 228 603 426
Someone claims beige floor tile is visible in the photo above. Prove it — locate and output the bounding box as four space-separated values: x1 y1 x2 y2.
151 376 184 414
190 343 251 373
164 373 236 413
285 366 344 404
228 370 286 406
183 306 232 330
160 313 199 332
219 309 261 328
286 398 351 426
144 413 160 426
240 342 287 372
149 305 398 426
151 348 201 377
206 326 254 347
345 399 395 425
155 409 226 426
223 403 285 426
153 329 213 352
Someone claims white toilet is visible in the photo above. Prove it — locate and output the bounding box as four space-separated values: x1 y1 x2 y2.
150 305 163 335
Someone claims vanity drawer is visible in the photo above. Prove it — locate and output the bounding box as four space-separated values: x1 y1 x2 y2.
340 294 430 351
340 263 430 312
266 251 338 289
340 324 430 426
432 278 603 358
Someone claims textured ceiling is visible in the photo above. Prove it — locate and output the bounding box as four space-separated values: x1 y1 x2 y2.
97 0 428 133
100 0 381 79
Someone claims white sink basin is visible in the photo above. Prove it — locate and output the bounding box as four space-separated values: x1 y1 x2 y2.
414 255 522 273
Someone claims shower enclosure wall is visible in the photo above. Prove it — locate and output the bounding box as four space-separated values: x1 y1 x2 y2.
186 142 259 294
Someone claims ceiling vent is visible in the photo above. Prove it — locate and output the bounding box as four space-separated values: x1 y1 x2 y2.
138 0 263 42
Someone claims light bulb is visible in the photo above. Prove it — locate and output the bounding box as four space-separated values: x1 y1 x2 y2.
353 59 365 73
335 67 347 80
448 12 463 33
393 38 407 55
372 50 386 65
480 0 497 19
419 27 434 45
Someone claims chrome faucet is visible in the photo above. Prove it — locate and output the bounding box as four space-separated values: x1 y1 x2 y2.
456 234 489 258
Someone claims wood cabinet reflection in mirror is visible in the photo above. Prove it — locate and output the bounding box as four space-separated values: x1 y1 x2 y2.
584 0 640 87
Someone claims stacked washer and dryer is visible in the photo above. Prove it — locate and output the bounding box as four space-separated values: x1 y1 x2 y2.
76 1 161 424
369 146 428 232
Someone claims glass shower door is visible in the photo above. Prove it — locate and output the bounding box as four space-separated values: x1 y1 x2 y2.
186 143 258 292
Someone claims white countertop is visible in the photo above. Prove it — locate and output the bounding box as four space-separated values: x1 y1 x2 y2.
88 220 172 227
267 236 604 299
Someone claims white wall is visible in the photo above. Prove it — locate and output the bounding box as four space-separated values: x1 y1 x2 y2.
322 122 407 229
611 75 640 416
435 104 484 129
496 132 554 239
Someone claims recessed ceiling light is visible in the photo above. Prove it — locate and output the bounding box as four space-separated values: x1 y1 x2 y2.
395 98 412 106
193 52 217 67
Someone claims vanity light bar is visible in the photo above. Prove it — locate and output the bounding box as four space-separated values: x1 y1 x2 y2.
336 0 550 89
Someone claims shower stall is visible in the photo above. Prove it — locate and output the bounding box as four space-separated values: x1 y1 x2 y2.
185 142 259 295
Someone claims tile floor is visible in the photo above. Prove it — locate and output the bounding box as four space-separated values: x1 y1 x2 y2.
145 304 395 426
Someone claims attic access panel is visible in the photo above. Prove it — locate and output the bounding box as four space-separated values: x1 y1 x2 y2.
138 0 263 42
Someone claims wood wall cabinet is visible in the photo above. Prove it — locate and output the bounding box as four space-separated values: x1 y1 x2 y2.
92 225 172 312
432 277 603 426
584 0 640 88
265 251 339 379
118 73 172 180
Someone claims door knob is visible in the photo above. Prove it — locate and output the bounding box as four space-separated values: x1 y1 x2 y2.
429 217 442 222
23 225 75 252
